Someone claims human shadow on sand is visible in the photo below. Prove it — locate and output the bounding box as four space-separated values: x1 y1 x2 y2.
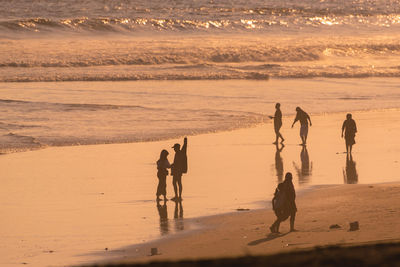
247 232 290 246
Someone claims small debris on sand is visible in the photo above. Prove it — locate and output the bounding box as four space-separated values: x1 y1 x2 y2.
349 221 359 231
236 208 250 211
330 224 341 229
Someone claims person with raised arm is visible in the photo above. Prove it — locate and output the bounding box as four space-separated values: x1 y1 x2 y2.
171 137 188 201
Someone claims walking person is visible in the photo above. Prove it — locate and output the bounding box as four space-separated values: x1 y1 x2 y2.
269 103 284 144
171 137 188 201
341 113 357 154
156 149 171 201
292 107 312 145
270 172 297 233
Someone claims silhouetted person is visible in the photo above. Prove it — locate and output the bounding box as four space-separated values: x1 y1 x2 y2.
342 113 357 154
156 200 169 235
343 154 358 184
270 172 297 233
174 200 184 231
274 143 284 183
171 137 188 201
269 103 284 144
270 182 287 233
293 146 312 185
292 107 312 145
156 149 171 201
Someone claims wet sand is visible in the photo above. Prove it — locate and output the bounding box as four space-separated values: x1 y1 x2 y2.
99 183 400 265
1 109 400 266
93 108 400 266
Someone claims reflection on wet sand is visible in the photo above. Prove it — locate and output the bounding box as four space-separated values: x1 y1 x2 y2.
343 154 358 184
274 143 285 183
157 199 185 236
174 200 184 231
157 200 169 235
293 146 313 185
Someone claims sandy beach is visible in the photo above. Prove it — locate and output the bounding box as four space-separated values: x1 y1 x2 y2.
91 108 400 266
2 108 400 266
101 182 400 265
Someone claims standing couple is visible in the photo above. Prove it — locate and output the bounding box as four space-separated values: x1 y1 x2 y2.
156 137 188 201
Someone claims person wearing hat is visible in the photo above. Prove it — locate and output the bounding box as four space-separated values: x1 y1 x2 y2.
171 137 188 201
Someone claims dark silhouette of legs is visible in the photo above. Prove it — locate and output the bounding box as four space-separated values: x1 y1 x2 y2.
270 218 281 233
299 125 309 145
290 212 296 231
172 174 182 200
172 177 178 199
275 132 284 144
274 125 284 144
157 175 167 201
177 178 182 199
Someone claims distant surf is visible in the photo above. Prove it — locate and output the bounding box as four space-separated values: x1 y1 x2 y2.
1 0 400 82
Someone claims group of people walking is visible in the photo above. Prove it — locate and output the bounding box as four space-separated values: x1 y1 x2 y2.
156 137 188 202
269 103 358 233
271 103 358 153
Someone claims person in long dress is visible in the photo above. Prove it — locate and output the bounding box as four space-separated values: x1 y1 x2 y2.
156 149 171 201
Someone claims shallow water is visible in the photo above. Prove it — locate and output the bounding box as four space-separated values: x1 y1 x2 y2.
1 78 400 153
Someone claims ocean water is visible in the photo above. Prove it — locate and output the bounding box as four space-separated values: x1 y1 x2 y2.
1 0 400 82
2 0 400 152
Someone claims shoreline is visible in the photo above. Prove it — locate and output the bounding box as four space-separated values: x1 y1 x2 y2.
92 182 400 266
2 106 400 156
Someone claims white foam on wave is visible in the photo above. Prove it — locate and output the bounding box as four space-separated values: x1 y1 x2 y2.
1 35 400 82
